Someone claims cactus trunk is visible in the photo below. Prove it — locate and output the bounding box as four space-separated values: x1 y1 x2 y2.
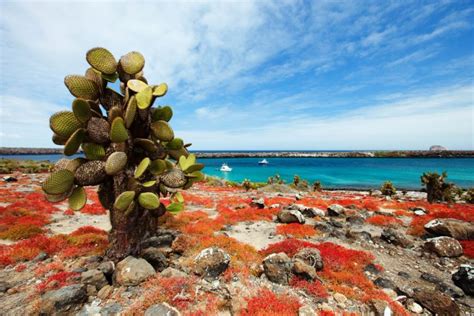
103 168 157 261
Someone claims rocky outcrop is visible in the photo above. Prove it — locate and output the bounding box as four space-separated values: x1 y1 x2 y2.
40 284 87 314
194 247 230 278
452 264 473 295
327 204 345 217
115 256 156 286
424 237 463 257
262 253 292 285
81 269 108 291
424 218 474 240
277 209 305 224
141 247 169 271
145 303 181 316
381 228 413 248
429 145 447 151
412 288 460 315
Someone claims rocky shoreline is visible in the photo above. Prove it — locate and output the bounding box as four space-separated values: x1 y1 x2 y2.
1 147 474 158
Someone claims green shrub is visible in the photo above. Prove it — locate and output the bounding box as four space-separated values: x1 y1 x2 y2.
380 181 396 196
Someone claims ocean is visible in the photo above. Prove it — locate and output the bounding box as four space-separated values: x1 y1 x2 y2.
2 154 474 190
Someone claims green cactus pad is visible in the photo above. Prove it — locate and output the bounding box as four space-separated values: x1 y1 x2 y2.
124 96 137 128
87 117 110 143
42 169 75 195
166 202 184 214
179 153 196 171
52 133 68 145
64 128 86 156
151 120 174 141
85 68 104 90
168 147 189 161
183 163 205 174
186 171 204 181
86 47 117 75
166 138 183 150
136 86 153 109
75 160 106 186
45 189 72 203
82 143 106 160
101 72 119 83
134 157 150 178
68 186 87 211
108 106 122 123
152 83 168 97
119 51 145 75
105 151 128 175
110 117 128 142
138 192 160 210
72 98 92 123
149 159 167 175
64 75 100 100
134 138 157 152
127 79 148 93
114 191 136 212
142 180 156 187
50 111 83 138
160 168 187 188
151 106 173 122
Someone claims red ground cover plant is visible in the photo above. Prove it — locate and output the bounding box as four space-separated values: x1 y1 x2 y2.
34 261 65 277
37 271 80 293
14 263 27 272
460 240 474 258
276 223 318 238
239 288 301 316
0 227 108 267
182 191 215 208
366 215 402 227
290 276 328 299
127 275 223 315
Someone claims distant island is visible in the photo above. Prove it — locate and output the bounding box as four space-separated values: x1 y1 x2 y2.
1 147 473 158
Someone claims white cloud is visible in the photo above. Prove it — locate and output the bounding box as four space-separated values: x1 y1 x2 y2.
178 85 474 150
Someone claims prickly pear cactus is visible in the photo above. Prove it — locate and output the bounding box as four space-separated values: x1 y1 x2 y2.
43 47 204 260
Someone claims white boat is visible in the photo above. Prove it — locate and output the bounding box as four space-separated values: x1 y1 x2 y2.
258 159 269 165
220 163 232 172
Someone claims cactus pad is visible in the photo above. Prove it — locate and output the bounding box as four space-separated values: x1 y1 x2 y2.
114 191 136 212
72 98 92 123
152 83 168 97
134 138 157 152
136 86 153 109
134 157 150 178
166 138 184 150
110 117 128 142
138 192 160 210
52 133 68 145
68 186 87 211
151 120 174 141
105 152 128 175
75 160 106 186
42 169 75 195
50 111 82 138
160 168 187 188
64 75 100 100
120 51 145 75
86 47 117 75
64 128 86 156
87 117 110 143
82 143 105 160
149 159 167 175
152 106 173 122
124 96 137 128
127 79 148 93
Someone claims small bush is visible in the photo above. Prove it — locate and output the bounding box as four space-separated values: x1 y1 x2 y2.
312 180 322 192
421 171 456 203
380 181 396 196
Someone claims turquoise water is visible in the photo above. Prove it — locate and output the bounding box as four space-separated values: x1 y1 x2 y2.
2 154 474 189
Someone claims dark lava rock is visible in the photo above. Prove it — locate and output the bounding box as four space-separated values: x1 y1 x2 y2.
346 214 365 225
81 269 108 290
420 272 442 285
262 252 292 285
277 209 305 224
424 218 474 240
412 288 460 316
294 247 323 271
40 284 87 314
144 303 180 316
452 264 474 296
327 204 345 216
374 277 396 290
141 247 169 271
194 247 230 278
364 263 382 275
381 228 413 248
329 219 344 228
250 197 265 209
397 271 411 279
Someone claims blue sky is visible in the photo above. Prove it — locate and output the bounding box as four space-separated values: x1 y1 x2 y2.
0 0 473 150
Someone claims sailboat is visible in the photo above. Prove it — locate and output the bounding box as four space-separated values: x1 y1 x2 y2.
258 159 269 165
